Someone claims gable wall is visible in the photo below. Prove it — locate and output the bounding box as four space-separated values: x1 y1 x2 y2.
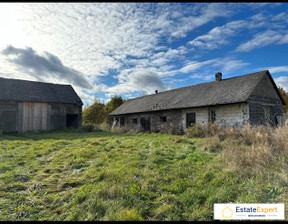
248 74 284 126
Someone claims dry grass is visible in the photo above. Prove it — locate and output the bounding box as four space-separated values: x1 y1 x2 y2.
201 124 288 176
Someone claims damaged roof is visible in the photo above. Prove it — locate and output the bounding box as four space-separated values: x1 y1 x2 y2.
110 70 284 116
0 77 83 105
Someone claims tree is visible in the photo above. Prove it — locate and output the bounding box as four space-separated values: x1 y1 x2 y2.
278 86 288 113
82 100 106 125
104 96 125 123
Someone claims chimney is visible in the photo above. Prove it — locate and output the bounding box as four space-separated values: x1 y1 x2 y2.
155 90 158 94
215 72 222 81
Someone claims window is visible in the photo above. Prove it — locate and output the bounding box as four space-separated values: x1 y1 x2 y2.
120 117 125 126
211 109 216 123
160 116 167 122
132 118 138 124
186 113 196 128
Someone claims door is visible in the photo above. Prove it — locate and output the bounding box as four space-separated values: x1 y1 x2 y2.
1 111 17 133
186 113 196 128
66 114 79 128
140 117 151 131
263 106 271 125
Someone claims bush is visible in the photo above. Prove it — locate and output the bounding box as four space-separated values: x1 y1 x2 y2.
81 124 94 132
185 124 205 138
205 123 223 137
204 136 223 152
160 123 183 135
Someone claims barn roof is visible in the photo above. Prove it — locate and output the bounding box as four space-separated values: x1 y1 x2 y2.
0 77 83 105
110 70 284 116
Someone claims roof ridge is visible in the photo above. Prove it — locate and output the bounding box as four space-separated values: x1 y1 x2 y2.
126 70 268 102
0 76 72 87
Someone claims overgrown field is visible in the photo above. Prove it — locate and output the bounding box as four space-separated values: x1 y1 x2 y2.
0 127 287 221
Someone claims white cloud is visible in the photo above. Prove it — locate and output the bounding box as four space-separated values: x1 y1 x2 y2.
275 76 288 92
188 10 288 52
170 3 233 38
180 59 217 73
0 3 232 98
236 30 288 52
179 57 249 76
0 3 286 102
106 70 168 95
268 66 288 73
189 20 246 50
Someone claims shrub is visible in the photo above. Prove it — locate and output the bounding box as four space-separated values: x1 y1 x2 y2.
159 123 183 135
204 136 223 152
205 123 223 137
185 124 205 138
81 124 94 132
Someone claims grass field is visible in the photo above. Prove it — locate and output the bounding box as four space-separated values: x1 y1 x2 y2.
0 128 287 221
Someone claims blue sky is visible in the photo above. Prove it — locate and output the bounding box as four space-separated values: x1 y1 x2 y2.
0 3 288 105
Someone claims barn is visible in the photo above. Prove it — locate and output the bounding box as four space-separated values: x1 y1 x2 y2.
110 70 285 133
0 77 83 134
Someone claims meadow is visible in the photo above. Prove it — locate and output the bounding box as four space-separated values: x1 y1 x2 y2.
0 125 287 221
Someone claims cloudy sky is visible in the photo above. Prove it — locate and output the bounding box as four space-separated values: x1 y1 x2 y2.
1 3 288 105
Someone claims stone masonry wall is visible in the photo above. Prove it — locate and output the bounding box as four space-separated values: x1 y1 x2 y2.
113 102 250 132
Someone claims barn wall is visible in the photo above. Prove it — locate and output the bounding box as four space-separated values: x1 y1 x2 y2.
248 74 284 126
0 101 18 133
248 97 284 126
49 103 82 130
181 107 209 129
113 110 183 133
212 103 249 128
112 103 249 133
0 101 82 133
181 103 249 129
21 102 48 132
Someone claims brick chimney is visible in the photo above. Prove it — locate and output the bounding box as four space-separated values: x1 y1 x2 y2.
215 72 222 81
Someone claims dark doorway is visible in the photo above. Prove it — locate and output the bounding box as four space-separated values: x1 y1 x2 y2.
66 114 79 128
140 117 150 132
186 113 196 128
1 111 17 133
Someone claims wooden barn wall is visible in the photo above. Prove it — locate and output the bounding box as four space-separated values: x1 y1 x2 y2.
21 102 48 132
0 101 18 133
0 101 82 133
49 103 82 130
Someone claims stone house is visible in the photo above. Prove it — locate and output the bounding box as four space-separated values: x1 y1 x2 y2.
109 70 285 132
0 77 83 134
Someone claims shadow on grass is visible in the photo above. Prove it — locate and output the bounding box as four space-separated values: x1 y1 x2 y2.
0 129 137 141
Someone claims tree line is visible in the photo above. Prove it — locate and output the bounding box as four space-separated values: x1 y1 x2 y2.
82 96 125 125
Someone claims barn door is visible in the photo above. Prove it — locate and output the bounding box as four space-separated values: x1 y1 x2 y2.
1 111 17 133
66 114 79 128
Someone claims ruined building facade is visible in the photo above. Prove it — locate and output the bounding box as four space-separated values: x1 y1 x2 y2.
110 70 285 132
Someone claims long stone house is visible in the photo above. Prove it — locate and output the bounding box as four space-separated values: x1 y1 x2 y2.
0 77 83 134
109 70 285 132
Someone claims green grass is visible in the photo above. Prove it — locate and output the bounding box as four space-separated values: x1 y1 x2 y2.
0 130 287 221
